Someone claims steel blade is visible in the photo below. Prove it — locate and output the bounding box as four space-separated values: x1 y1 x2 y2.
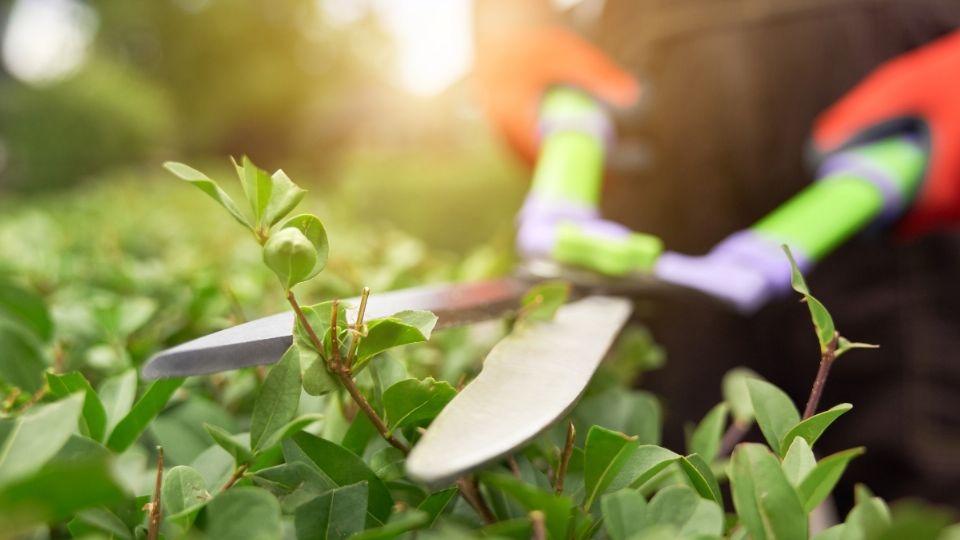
142 277 528 379
405 295 633 486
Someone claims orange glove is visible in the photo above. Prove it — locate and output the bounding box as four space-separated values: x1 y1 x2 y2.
474 26 640 162
813 31 960 236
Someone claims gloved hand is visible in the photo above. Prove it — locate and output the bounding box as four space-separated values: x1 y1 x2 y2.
654 232 811 314
514 87 661 276
518 192 663 276
474 25 640 162
813 30 960 235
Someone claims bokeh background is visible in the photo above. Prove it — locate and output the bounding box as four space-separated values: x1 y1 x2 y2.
0 0 527 246
0 0 533 375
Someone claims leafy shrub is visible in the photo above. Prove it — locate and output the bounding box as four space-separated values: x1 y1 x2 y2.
0 159 957 539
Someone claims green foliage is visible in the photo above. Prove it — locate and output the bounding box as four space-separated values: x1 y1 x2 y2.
519 280 571 323
382 377 456 434
0 157 954 540
250 347 301 452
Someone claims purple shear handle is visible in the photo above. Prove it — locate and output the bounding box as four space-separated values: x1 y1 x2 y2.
516 193 632 257
655 231 812 314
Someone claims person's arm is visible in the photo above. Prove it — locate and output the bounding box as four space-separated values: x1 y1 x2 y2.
654 31 960 313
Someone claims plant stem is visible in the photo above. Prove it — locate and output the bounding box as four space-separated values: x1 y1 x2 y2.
456 477 496 524
508 456 522 480
554 421 575 495
803 333 839 420
719 421 751 457
345 287 370 369
147 447 164 540
221 463 249 492
286 290 409 454
530 510 547 540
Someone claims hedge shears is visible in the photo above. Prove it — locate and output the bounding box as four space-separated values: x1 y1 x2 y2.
143 88 927 486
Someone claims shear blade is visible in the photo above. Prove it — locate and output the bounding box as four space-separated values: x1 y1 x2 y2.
141 278 528 379
405 295 633 486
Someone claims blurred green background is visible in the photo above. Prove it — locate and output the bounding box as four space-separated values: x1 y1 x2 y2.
0 0 525 243
0 0 527 376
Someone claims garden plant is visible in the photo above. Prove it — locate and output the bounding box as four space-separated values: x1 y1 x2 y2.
1 158 959 540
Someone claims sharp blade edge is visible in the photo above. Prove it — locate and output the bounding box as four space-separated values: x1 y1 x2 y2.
405 295 634 486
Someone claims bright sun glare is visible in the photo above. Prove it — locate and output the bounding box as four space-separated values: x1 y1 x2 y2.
323 0 474 97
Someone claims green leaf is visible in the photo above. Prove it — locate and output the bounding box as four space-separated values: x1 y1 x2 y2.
783 245 836 352
784 244 810 295
0 455 126 529
781 436 816 486
250 347 301 452
574 388 662 446
835 337 878 358
99 369 137 436
283 431 393 524
608 445 680 492
341 411 376 456
0 280 52 342
688 403 728 464
233 156 273 228
0 321 46 392
601 489 648 540
356 310 438 366
797 447 864 512
68 508 132 540
806 296 837 353
206 486 282 540
256 413 323 452
294 481 368 540
646 485 723 537
251 462 336 514
204 424 254 466
263 227 318 290
370 447 406 482
382 377 456 434
350 510 430 540
722 367 761 425
162 465 211 519
0 393 84 487
841 485 890 540
583 426 640 510
106 378 183 453
263 169 306 228
165 161 252 229
300 348 337 396
520 280 571 323
480 473 573 540
678 454 722 503
279 214 329 281
729 443 807 540
780 403 852 456
45 371 107 442
746 378 800 455
417 488 458 527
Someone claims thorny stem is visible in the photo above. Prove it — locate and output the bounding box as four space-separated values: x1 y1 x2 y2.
719 421 751 457
554 421 576 495
147 447 164 540
457 477 496 525
286 291 409 454
221 463 249 492
803 333 839 420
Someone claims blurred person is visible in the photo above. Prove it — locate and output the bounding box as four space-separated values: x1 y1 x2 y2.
474 0 960 510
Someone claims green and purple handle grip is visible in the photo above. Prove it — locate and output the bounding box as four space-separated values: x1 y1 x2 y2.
517 87 927 313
